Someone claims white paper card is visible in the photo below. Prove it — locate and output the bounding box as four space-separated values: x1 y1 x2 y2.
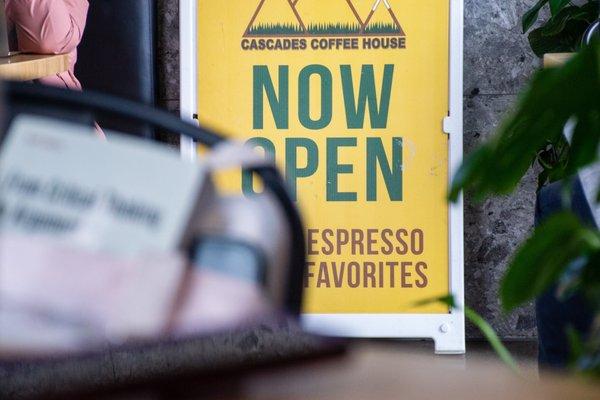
0 115 205 256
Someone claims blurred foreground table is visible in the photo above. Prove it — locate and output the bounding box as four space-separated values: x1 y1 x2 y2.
0 54 69 81
235 344 599 400
1 339 599 399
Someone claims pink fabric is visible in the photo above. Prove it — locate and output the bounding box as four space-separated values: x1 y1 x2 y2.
5 0 89 90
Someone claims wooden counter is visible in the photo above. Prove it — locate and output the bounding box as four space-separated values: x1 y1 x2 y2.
0 53 69 81
238 344 600 400
543 52 574 68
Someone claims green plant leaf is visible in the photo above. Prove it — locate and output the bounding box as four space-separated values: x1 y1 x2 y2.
535 135 571 189
501 212 600 312
414 295 519 373
448 145 492 201
566 111 600 175
538 169 550 190
540 4 594 36
449 40 600 201
528 2 599 56
413 294 456 309
566 325 585 362
579 251 600 310
529 21 588 56
523 0 550 33
550 0 572 16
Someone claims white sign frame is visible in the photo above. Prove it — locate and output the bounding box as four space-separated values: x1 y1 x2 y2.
180 0 465 354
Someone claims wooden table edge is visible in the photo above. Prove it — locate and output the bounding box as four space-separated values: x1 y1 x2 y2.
0 53 69 81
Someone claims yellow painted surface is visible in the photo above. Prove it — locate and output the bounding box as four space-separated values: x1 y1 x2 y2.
197 0 450 313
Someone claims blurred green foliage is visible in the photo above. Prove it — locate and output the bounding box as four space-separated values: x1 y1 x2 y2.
450 40 600 201
523 0 599 57
451 40 600 374
522 1 598 190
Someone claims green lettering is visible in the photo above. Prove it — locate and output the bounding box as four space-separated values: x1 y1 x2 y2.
340 64 394 129
298 65 332 130
327 138 357 201
253 65 289 129
285 138 319 201
242 137 275 196
367 137 403 201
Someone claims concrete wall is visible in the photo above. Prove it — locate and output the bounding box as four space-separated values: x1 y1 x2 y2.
462 0 541 339
156 0 542 339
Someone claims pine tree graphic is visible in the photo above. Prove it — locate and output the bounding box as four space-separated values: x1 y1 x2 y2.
244 0 405 37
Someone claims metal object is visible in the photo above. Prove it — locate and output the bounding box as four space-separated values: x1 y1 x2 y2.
582 19 600 46
0 0 19 58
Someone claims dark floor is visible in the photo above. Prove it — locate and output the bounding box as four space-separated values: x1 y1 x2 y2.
366 338 537 359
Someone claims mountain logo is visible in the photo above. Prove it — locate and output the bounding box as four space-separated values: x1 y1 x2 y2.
244 0 406 37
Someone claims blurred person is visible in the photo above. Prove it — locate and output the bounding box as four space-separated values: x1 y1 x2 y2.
535 179 595 369
6 0 88 90
5 0 104 137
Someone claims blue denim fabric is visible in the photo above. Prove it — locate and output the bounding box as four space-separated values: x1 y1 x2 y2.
535 178 595 369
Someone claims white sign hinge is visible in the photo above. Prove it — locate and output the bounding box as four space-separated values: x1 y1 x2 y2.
443 116 454 135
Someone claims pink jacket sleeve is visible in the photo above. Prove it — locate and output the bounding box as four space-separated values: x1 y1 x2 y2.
5 0 89 54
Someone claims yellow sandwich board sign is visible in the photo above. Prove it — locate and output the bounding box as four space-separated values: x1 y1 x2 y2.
181 0 465 353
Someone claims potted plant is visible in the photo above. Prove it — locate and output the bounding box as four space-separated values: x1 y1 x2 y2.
449 37 600 374
423 1 600 374
522 0 599 58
